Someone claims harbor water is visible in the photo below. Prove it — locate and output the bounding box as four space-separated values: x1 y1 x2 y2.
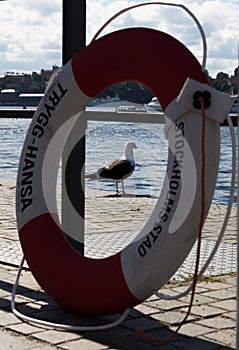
0 111 237 205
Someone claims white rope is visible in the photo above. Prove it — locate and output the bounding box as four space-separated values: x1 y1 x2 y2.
11 1 209 328
11 256 129 331
154 115 236 300
91 2 207 70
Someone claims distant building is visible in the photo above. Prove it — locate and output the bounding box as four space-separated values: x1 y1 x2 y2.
0 65 60 92
40 65 59 80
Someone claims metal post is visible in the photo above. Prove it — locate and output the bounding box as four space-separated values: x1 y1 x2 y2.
62 0 86 64
237 81 239 349
62 0 86 254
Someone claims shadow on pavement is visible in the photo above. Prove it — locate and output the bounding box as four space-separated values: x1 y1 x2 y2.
0 279 234 350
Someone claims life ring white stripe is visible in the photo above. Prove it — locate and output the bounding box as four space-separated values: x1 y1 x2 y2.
16 62 91 229
121 112 219 300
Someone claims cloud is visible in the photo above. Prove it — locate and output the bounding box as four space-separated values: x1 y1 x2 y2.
0 0 238 78
0 0 62 73
86 0 238 77
21 0 60 16
196 0 238 76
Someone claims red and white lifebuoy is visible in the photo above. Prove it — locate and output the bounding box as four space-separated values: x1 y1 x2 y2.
16 28 230 315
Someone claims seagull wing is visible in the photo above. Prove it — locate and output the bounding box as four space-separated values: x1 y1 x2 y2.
98 159 135 181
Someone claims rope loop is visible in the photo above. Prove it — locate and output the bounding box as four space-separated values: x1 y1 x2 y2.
135 97 207 343
91 2 207 70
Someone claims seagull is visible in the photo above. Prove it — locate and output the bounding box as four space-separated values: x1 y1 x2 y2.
86 141 137 194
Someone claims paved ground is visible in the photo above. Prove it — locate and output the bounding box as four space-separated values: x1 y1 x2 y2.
0 179 237 349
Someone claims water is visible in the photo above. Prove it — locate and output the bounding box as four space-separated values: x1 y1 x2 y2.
0 115 237 205
85 120 168 198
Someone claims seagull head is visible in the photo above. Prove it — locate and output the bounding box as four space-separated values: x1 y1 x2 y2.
123 141 137 160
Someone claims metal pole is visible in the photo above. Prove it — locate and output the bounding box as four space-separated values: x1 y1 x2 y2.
62 0 86 254
237 70 239 349
62 0 86 64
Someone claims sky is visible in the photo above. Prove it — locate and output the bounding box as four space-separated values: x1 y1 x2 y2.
0 0 238 78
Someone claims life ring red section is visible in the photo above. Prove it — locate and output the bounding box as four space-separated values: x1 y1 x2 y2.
18 28 209 316
72 28 208 109
19 214 137 315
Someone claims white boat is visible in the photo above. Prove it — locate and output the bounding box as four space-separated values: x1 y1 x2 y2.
147 96 163 111
116 104 147 113
87 95 121 107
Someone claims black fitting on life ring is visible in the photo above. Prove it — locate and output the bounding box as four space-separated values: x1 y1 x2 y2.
193 90 211 109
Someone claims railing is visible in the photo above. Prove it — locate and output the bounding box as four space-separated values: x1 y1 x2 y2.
0 107 237 125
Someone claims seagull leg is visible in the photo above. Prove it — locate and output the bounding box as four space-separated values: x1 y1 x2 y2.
121 180 125 194
116 181 119 194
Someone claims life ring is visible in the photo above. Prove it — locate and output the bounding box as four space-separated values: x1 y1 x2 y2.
16 28 227 316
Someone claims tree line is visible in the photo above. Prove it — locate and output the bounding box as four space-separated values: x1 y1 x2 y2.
90 66 238 103
0 66 238 104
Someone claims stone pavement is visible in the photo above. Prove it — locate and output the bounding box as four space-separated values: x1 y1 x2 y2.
0 179 238 349
0 263 237 349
